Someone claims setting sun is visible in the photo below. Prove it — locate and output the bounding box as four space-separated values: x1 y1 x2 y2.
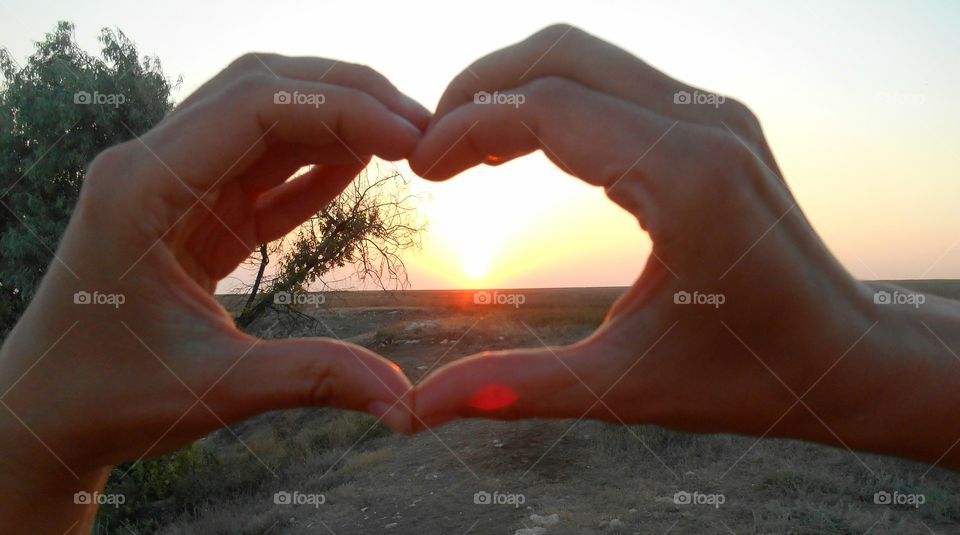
460 247 491 280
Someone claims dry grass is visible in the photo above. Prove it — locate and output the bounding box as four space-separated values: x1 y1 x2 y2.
107 285 960 534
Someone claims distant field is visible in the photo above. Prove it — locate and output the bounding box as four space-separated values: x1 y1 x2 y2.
103 282 960 534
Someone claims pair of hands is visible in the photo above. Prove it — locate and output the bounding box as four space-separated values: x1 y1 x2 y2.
3 24 930 529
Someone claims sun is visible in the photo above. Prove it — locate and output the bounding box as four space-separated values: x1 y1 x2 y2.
461 248 491 280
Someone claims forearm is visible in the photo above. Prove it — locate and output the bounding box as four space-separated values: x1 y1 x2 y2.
794 282 960 470
0 311 112 532
0 429 110 533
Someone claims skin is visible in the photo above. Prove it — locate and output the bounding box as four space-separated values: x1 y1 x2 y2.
1 24 959 531
0 54 425 532
411 25 960 470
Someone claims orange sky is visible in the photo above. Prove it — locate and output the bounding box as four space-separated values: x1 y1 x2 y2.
3 0 959 290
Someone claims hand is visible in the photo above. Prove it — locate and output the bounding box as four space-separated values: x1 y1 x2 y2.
0 54 426 530
410 26 894 448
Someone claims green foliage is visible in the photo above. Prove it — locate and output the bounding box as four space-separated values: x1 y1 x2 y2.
96 443 219 533
0 22 176 334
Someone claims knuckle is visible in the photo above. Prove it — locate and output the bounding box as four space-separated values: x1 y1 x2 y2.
78 142 139 218
348 62 383 84
711 130 760 191
88 141 135 176
721 98 762 137
532 23 581 43
346 62 396 95
228 72 277 98
305 358 338 406
527 75 575 100
229 52 276 73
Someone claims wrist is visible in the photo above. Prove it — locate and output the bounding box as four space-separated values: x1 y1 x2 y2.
0 449 111 532
793 281 960 468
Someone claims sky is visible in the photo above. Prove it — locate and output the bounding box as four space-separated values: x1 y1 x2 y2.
2 0 959 291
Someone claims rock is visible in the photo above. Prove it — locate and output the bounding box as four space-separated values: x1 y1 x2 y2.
628 508 637 513
440 339 449 344
530 513 560 526
600 518 625 529
385 522 398 529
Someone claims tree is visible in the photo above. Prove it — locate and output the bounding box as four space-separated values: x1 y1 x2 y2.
234 165 425 329
0 22 176 335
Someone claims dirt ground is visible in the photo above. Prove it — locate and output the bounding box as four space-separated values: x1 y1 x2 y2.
151 284 960 534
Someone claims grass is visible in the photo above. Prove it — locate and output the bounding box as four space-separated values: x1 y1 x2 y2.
94 409 395 534
111 287 960 533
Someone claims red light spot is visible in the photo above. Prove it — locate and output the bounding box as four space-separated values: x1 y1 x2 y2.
467 384 518 411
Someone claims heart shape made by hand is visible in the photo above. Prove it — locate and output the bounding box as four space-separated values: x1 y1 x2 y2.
0 26 878 498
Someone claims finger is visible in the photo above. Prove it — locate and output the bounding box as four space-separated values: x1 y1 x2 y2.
254 160 368 243
210 336 415 434
413 345 602 430
410 77 687 190
175 54 431 129
235 143 369 195
433 24 757 137
126 76 422 222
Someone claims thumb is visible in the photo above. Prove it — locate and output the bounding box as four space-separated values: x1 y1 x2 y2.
413 344 603 431
208 336 414 434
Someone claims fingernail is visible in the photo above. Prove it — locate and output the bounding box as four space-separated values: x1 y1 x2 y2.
368 400 411 434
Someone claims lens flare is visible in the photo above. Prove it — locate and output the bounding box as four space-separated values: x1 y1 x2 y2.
467 384 518 411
